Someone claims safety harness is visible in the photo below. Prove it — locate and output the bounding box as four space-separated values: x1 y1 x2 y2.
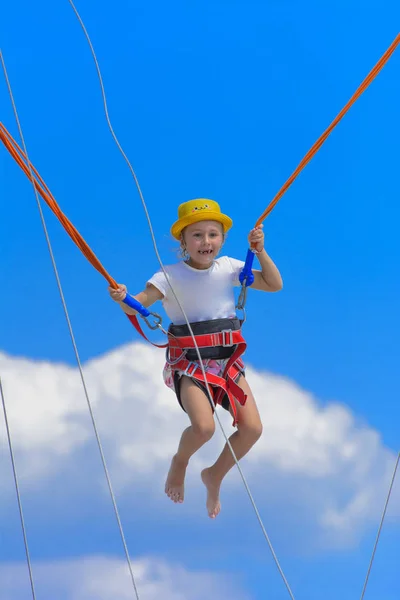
166 318 247 426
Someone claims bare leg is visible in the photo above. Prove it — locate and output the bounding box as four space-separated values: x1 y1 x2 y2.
201 376 263 518
165 376 215 504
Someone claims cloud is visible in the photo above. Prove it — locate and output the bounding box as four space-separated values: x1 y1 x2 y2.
234 368 399 547
0 345 398 550
0 352 91 482
0 555 250 600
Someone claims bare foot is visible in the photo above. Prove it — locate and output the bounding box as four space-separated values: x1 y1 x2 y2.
165 455 187 504
201 468 221 519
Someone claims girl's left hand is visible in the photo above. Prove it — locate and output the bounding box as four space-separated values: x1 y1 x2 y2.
248 224 264 253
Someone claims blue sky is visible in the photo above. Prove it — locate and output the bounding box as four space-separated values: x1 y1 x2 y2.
1 1 399 599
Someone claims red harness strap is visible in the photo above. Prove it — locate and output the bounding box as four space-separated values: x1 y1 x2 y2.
125 313 168 348
167 329 248 426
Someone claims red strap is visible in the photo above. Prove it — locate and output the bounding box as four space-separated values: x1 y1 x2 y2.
207 371 240 426
126 314 168 348
168 329 244 350
199 363 246 426
212 339 247 425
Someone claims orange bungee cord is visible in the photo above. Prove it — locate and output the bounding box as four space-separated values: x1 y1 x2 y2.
0 122 166 346
238 33 399 290
255 33 400 227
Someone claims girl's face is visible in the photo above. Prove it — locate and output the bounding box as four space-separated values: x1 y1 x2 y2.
181 220 224 269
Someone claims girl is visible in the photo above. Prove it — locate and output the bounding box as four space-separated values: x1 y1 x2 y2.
109 199 282 518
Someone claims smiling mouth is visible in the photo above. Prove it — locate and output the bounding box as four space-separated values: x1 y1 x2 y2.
199 249 213 255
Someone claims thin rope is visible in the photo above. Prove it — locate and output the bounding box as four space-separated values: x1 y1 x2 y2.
0 50 140 600
65 2 296 598
359 450 400 600
0 377 37 600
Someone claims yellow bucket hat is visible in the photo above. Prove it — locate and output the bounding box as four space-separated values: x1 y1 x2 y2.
170 198 233 240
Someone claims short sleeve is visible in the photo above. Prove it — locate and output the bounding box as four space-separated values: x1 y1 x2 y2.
226 256 245 287
147 270 168 297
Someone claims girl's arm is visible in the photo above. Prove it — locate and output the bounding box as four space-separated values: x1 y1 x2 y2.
109 283 164 315
245 225 283 292
250 249 283 292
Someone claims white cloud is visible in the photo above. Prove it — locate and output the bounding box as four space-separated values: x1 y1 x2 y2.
0 555 250 600
0 352 91 482
0 345 398 549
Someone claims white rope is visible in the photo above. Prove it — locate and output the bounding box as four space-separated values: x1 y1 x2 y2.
0 50 140 600
0 377 37 599
360 450 400 600
64 3 296 598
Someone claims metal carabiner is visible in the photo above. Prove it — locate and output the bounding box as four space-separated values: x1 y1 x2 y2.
141 311 163 331
236 281 248 311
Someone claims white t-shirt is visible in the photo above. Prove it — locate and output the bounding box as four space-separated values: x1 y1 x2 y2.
147 256 245 325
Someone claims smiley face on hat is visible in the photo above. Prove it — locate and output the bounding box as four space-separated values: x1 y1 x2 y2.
191 202 210 212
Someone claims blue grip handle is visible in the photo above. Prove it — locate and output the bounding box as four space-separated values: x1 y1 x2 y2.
239 249 255 286
122 294 151 317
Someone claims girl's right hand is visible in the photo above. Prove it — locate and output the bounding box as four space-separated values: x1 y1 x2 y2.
108 284 127 303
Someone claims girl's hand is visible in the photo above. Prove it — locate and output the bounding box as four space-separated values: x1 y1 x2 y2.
108 283 127 302
248 224 264 253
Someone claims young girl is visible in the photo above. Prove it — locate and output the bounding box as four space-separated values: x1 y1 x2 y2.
109 199 282 518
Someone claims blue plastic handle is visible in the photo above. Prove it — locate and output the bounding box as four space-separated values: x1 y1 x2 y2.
239 249 255 286
122 294 151 317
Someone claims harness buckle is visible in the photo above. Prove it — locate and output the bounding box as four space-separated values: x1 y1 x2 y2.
221 329 233 347
184 362 198 377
